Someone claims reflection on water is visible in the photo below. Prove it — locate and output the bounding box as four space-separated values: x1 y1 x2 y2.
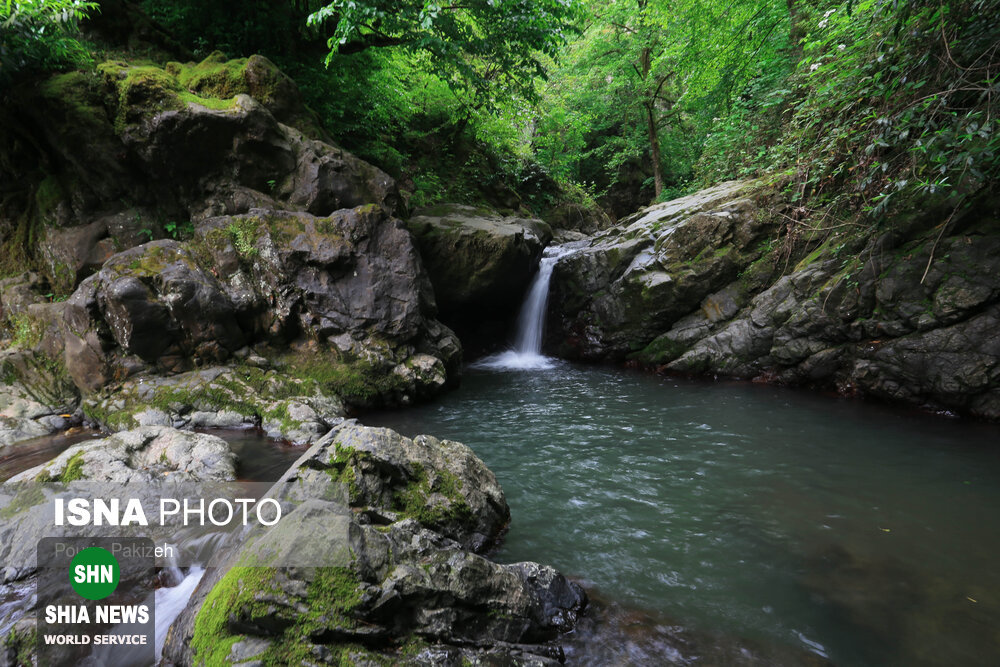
365 360 1000 665
194 427 308 482
0 428 102 482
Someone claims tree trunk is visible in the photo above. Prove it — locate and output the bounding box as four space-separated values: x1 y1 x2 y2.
645 102 664 200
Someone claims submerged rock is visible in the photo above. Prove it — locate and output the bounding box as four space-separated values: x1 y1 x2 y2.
163 422 586 666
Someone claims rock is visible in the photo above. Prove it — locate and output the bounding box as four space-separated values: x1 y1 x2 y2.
6 425 237 485
550 180 1000 417
0 426 240 588
5 52 400 296
407 204 553 317
0 416 52 449
0 349 79 451
163 422 584 666
549 180 772 360
290 422 510 551
81 366 344 444
60 205 461 406
546 201 613 234
0 273 46 322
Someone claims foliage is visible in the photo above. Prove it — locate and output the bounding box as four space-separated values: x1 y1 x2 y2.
309 0 580 105
535 0 789 209
0 0 98 82
780 0 999 218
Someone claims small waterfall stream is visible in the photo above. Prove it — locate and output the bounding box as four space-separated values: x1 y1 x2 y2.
473 245 570 370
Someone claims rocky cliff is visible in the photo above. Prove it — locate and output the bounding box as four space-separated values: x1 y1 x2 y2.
549 181 1000 419
0 51 463 451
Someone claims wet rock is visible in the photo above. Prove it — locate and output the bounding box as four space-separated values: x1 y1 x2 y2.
407 204 553 317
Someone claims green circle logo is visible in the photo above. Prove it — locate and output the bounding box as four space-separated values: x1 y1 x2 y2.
69 547 120 600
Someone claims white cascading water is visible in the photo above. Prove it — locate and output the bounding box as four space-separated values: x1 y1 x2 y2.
154 566 205 660
81 565 205 665
473 245 571 370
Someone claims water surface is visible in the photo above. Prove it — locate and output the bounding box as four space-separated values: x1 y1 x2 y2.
365 360 1000 665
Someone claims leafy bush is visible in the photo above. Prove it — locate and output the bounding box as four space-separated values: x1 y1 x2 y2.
0 0 98 81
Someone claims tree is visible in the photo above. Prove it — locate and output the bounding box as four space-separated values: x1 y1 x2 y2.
308 0 581 105
538 0 789 201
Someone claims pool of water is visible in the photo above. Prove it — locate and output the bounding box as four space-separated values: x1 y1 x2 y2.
0 428 102 482
196 428 308 481
364 360 1000 666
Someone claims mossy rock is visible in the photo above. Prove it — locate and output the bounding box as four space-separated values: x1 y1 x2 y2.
168 52 300 120
190 565 369 666
38 70 109 129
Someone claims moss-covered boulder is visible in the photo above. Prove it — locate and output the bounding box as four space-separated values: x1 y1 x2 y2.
163 422 585 666
58 204 460 406
2 52 397 296
551 180 1000 417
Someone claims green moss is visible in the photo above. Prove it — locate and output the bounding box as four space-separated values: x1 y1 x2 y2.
59 450 87 483
286 353 408 406
38 71 108 127
393 462 473 528
177 91 239 110
1 352 75 412
1 623 36 666
5 312 44 349
323 444 368 502
225 218 262 258
174 52 249 100
99 62 185 133
114 244 174 278
190 566 279 666
191 565 368 667
34 176 64 221
83 365 319 432
629 334 689 365
0 485 46 520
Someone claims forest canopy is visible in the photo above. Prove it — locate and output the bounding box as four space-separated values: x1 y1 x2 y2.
3 0 998 221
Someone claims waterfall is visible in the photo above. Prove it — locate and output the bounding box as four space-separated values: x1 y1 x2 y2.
473 245 571 370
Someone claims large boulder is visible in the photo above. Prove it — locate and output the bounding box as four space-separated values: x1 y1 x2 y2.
163 422 585 666
662 233 1000 418
60 206 461 406
407 204 553 317
3 53 398 297
549 180 773 360
549 180 1000 418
